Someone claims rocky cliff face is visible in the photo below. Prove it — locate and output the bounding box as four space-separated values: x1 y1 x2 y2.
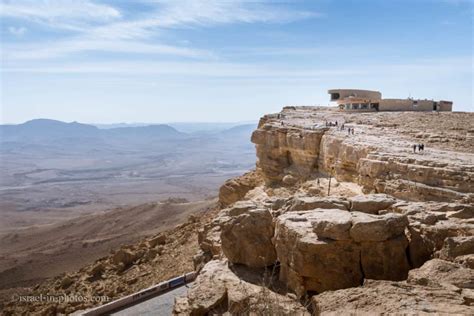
253 107 473 203
175 107 474 315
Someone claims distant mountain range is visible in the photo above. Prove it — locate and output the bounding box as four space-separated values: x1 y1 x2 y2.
0 119 181 143
0 119 256 145
94 121 258 133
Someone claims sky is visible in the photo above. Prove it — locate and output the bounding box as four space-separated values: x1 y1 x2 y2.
0 0 473 124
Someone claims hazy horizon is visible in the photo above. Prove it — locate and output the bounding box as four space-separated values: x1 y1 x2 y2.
1 0 473 124
0 117 259 126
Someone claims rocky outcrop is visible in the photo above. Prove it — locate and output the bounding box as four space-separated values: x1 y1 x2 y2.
177 108 474 315
251 107 474 203
274 209 410 296
251 122 327 184
438 236 474 261
407 258 474 289
314 257 474 314
221 208 277 267
312 278 473 315
349 193 397 214
193 189 473 300
288 196 349 211
218 170 263 207
173 260 310 316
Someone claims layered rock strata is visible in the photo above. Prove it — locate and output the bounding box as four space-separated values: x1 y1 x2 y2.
252 108 473 203
176 108 474 315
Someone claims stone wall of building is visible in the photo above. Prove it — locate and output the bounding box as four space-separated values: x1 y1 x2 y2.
379 99 433 111
328 89 381 102
328 89 453 112
439 101 453 111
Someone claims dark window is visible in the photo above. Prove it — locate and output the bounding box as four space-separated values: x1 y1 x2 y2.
331 93 340 100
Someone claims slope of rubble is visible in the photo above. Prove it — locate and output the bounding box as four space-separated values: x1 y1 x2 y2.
175 107 474 315
1 204 219 315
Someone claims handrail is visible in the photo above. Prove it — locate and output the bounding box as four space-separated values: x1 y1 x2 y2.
80 271 196 316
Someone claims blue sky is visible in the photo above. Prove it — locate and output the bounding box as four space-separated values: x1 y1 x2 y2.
1 0 472 124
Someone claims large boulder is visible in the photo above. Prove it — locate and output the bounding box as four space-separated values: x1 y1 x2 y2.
349 212 408 242
173 260 310 316
311 209 352 240
407 259 474 289
438 236 474 261
274 209 410 296
274 211 363 296
221 208 277 267
218 170 262 207
312 279 473 315
288 196 349 212
349 193 397 214
112 249 135 267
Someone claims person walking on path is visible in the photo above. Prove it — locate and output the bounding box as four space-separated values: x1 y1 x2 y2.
413 144 417 153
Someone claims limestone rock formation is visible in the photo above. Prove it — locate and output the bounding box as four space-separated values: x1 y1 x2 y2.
251 108 474 203
349 193 397 214
173 260 310 316
438 236 474 261
221 208 277 267
349 212 408 242
288 196 349 211
314 258 474 314
312 278 473 315
179 108 474 314
274 209 410 295
274 210 363 296
407 258 474 289
218 170 263 207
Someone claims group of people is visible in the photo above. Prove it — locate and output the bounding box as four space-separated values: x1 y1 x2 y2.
413 143 425 153
340 123 354 134
325 120 355 135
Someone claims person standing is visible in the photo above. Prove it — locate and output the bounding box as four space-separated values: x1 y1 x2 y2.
413 144 417 153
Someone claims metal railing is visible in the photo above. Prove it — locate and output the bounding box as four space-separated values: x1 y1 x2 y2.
80 271 196 316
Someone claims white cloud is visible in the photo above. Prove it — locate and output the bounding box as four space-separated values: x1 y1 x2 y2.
0 0 121 21
7 26 27 36
151 0 318 26
1 0 319 60
0 0 121 33
85 0 319 40
2 40 214 60
3 57 470 79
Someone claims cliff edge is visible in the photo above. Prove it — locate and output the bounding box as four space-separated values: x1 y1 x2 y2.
176 107 474 315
